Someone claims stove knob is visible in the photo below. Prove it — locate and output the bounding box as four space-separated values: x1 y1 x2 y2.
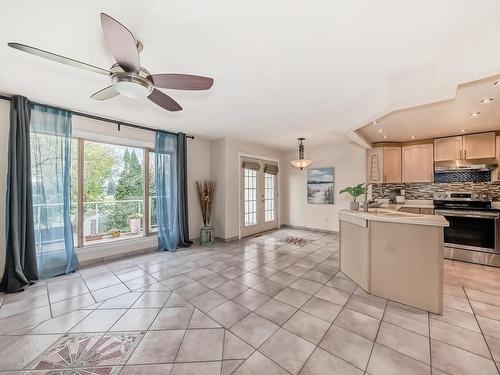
481 193 489 200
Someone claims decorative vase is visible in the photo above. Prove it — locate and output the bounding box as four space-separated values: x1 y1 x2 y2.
350 201 360 211
200 225 215 245
129 218 141 234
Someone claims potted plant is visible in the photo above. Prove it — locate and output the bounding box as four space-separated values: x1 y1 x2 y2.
128 213 143 234
339 183 365 211
195 180 216 245
108 228 121 238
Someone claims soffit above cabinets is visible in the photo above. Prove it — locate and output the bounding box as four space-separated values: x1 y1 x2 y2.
357 75 500 143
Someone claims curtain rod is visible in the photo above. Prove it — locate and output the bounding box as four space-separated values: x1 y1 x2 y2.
0 94 194 139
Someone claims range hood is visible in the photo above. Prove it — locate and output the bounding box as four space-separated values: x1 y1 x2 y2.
435 158 497 172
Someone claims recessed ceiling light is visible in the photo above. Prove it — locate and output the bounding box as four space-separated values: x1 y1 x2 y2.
470 112 481 117
371 120 379 125
480 98 494 104
382 135 388 139
378 128 384 133
493 81 500 86
410 136 416 139
461 129 467 133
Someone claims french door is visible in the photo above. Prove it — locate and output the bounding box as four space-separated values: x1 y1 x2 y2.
240 157 279 237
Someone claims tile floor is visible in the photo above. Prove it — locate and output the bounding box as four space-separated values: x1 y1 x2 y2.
1 228 500 374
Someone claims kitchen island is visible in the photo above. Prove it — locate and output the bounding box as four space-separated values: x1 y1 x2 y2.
339 208 448 314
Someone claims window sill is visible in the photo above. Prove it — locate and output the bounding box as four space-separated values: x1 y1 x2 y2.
76 235 158 266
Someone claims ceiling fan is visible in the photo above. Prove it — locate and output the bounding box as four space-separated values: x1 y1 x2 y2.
8 13 214 111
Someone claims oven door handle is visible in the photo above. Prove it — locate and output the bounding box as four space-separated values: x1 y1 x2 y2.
435 210 500 219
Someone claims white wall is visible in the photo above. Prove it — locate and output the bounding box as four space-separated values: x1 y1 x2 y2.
281 140 365 232
0 101 9 279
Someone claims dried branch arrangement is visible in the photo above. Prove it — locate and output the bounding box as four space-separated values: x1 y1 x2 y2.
195 180 216 227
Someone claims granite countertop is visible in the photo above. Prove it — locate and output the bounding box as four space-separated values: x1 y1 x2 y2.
339 207 449 227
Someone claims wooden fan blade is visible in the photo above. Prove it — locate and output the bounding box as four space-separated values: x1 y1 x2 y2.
100 13 140 73
148 89 182 111
148 74 214 90
90 86 120 100
8 42 109 75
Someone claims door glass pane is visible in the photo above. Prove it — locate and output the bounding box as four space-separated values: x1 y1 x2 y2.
244 168 257 226
264 173 275 222
83 141 144 244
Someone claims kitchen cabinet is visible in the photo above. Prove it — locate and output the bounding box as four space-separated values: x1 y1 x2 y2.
366 147 401 183
463 132 496 159
434 136 462 161
383 147 402 183
402 144 434 182
434 132 495 161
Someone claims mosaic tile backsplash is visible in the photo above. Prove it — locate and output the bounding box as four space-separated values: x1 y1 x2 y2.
372 181 500 201
434 170 492 183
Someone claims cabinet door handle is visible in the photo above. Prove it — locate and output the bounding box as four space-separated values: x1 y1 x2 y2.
464 149 467 159
459 150 462 160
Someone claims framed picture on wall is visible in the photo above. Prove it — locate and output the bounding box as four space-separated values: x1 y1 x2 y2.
307 167 334 204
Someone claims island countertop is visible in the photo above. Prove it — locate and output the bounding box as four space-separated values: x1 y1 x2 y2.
338 208 449 227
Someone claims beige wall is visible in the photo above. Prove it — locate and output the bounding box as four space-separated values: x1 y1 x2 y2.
209 139 226 238
281 140 365 232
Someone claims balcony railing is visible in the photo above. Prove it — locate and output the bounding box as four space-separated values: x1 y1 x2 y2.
33 196 157 249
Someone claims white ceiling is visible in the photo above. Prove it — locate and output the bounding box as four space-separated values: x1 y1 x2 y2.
1 0 500 150
357 75 500 143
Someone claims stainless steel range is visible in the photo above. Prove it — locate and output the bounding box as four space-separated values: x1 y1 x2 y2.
434 191 500 266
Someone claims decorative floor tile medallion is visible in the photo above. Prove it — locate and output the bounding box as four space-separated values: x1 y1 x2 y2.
27 332 144 373
281 236 309 246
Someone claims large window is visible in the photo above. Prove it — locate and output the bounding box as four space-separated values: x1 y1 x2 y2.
82 141 145 244
40 136 163 249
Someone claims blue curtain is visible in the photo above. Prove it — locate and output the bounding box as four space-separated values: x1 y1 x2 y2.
155 131 179 251
30 104 79 279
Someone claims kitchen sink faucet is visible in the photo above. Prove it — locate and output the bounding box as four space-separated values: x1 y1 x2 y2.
364 183 373 212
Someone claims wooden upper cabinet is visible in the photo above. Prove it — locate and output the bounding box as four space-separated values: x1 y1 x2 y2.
434 132 496 161
463 132 495 159
383 147 402 183
434 136 462 161
402 144 434 182
366 147 384 184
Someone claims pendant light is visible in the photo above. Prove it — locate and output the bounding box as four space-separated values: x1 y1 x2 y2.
290 137 312 170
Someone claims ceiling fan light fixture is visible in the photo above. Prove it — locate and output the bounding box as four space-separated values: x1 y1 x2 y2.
111 73 153 99
290 137 313 170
